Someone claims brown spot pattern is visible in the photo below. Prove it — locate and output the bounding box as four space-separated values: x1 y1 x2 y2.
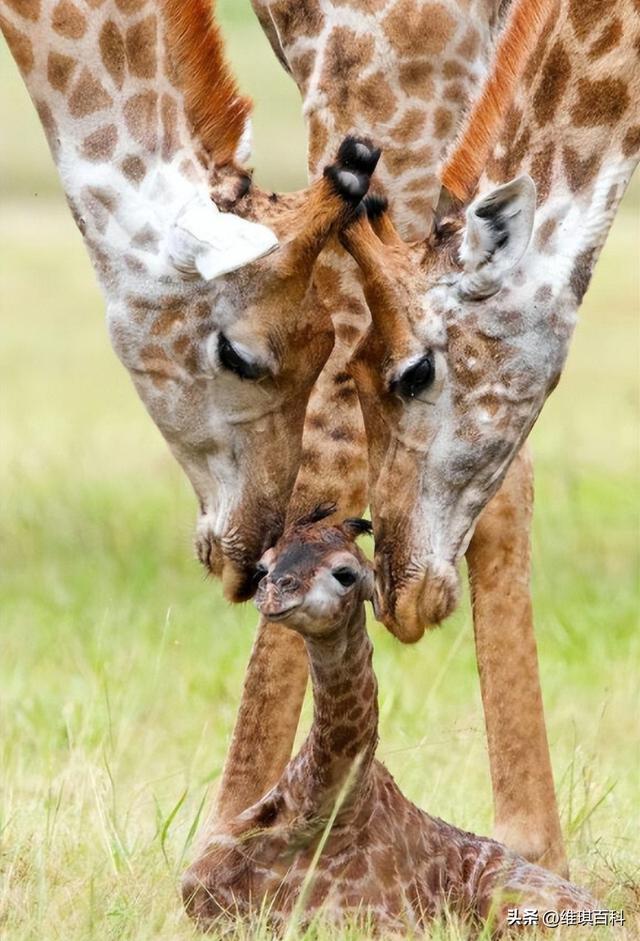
124 91 158 150
321 28 375 110
0 16 33 74
392 107 426 144
622 125 640 158
571 77 629 127
384 0 455 57
120 154 146 184
82 124 118 161
69 69 113 118
385 145 432 176
570 248 595 302
290 49 314 95
47 50 77 91
589 18 623 58
443 60 469 81
434 107 454 139
569 0 603 43
172 335 190 357
529 140 556 203
562 146 601 193
356 71 397 124
35 99 59 157
151 304 183 333
124 254 145 274
533 40 571 126
125 14 157 78
307 112 329 172
443 81 466 104
266 1 323 45
457 26 480 60
4 0 40 20
99 20 125 88
51 0 86 39
161 94 180 160
398 59 434 96
115 0 147 12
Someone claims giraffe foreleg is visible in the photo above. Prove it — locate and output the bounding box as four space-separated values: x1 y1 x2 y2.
466 445 568 878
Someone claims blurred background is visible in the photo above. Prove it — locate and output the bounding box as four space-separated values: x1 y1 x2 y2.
1 2 638 939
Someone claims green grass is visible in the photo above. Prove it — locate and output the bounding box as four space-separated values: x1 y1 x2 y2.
1 4 639 939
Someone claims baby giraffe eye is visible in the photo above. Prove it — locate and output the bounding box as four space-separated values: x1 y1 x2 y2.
395 353 435 400
332 567 358 588
218 333 265 381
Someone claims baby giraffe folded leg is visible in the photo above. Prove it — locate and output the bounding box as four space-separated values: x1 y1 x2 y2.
183 507 597 934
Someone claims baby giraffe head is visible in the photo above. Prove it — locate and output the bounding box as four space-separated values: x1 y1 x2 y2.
254 504 373 637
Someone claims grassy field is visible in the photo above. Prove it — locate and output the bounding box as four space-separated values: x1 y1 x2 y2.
1 4 639 940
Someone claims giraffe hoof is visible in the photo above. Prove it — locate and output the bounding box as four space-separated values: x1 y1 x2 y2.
324 136 381 204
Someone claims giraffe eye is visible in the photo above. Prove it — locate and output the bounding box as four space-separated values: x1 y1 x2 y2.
218 333 266 380
332 567 357 588
395 353 435 399
393 351 446 405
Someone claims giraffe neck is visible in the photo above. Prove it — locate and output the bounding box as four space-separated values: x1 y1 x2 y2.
508 1 636 285
256 0 505 240
283 604 378 829
263 0 508 522
462 0 639 306
0 0 245 293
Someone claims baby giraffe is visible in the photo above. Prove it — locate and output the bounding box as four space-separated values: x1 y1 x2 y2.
183 507 596 934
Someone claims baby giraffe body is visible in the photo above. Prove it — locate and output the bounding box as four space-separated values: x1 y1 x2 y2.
183 509 596 934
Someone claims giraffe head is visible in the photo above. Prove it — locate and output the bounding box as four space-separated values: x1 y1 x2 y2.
112 137 381 603
254 503 373 636
0 0 382 601
339 0 640 640
341 180 553 640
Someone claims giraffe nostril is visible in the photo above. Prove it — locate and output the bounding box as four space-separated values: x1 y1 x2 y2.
277 574 300 592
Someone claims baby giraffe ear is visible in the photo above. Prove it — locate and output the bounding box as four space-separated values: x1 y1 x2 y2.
458 175 536 300
168 196 279 281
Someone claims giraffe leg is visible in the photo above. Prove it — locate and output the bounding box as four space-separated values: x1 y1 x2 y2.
466 445 568 878
184 617 307 897
213 617 308 825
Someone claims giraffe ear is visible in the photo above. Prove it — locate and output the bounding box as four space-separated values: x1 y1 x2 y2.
168 197 279 281
457 175 536 300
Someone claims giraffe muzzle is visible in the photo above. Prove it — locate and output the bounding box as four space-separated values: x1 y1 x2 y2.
254 579 302 622
376 559 461 642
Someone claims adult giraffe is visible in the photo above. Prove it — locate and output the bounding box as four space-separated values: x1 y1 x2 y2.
0 0 379 598
206 0 568 884
342 0 639 650
339 0 638 864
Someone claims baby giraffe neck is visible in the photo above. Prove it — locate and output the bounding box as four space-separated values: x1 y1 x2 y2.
285 604 379 827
